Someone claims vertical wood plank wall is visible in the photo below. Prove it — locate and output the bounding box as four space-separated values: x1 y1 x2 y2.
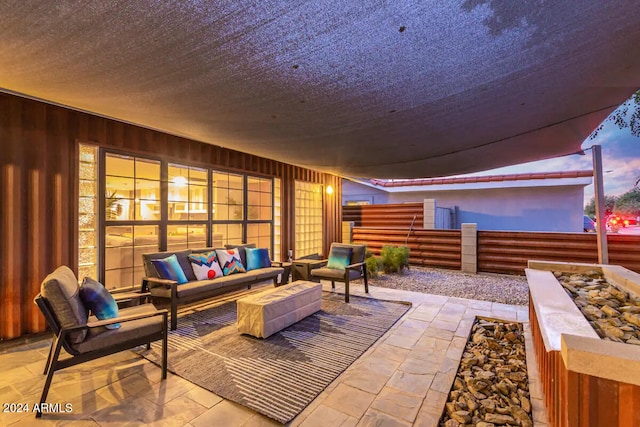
529 295 640 427
0 93 342 340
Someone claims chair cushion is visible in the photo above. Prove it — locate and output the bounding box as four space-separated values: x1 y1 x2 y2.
188 250 224 280
327 246 353 270
40 266 88 344
79 277 120 329
245 247 271 271
142 249 195 281
216 249 247 275
311 267 362 281
151 254 189 284
72 304 164 354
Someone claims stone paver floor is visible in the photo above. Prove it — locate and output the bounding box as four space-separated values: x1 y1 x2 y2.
0 282 548 426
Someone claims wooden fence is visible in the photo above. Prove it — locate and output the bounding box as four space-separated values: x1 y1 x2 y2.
477 231 640 275
352 227 461 270
351 227 640 275
343 203 423 228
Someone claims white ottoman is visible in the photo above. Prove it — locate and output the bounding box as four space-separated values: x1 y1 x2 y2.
236 280 322 338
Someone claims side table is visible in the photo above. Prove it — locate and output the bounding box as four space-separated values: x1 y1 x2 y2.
273 261 292 286
291 259 325 282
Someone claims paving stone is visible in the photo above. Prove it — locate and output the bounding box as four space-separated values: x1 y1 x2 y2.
430 371 455 394
370 387 423 422
399 357 441 375
295 404 356 427
357 408 412 427
387 370 434 396
185 386 224 409
384 333 422 349
190 400 256 427
430 320 459 332
322 383 376 419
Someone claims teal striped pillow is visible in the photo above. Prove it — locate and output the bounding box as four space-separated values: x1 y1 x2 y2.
327 247 353 270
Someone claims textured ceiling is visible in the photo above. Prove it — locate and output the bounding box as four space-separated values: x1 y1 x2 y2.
1 1 639 178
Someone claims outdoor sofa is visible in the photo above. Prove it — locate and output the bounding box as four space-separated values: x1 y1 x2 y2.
142 246 284 330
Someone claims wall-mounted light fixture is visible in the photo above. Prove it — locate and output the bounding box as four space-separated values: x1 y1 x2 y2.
326 185 333 195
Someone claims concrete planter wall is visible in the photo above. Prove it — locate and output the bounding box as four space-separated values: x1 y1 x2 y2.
525 260 640 427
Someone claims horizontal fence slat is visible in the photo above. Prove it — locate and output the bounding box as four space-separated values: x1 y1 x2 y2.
477 230 640 275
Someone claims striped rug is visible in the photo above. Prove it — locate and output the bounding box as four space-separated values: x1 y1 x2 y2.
139 291 410 424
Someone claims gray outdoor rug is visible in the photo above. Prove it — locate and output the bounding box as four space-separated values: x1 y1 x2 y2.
138 291 411 424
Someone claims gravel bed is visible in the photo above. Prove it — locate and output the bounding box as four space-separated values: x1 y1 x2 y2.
368 266 529 306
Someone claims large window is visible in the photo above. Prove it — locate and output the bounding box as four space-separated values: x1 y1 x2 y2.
167 164 208 251
212 171 245 246
103 154 161 290
80 146 277 290
295 181 323 258
247 176 273 250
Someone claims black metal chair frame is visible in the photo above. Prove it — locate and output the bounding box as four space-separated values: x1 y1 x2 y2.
34 295 168 418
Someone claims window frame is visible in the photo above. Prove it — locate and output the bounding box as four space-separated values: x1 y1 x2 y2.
95 147 276 289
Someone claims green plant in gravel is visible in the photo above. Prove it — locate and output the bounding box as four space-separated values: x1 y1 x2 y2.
364 249 380 278
380 245 410 274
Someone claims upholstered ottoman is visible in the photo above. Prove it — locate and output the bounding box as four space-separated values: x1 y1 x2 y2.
236 280 322 338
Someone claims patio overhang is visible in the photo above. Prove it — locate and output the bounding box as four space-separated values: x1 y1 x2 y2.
1 1 639 178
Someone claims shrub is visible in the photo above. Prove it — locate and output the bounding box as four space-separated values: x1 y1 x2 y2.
365 253 380 278
380 245 410 274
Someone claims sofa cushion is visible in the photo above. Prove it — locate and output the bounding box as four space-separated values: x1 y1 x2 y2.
72 304 163 354
40 266 89 344
79 277 120 329
327 246 353 270
188 250 224 280
143 249 195 281
216 249 247 275
151 254 189 284
245 247 271 271
254 266 285 281
149 272 256 298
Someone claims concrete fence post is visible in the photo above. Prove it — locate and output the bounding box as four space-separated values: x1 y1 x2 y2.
461 223 478 274
423 199 436 229
342 221 354 243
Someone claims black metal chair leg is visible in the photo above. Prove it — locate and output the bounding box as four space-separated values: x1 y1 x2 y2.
161 313 168 379
345 277 350 303
363 265 369 293
42 337 55 375
37 336 63 418
170 286 178 331
331 281 335 289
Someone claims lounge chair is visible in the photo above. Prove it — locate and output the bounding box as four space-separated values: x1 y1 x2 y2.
310 243 369 302
33 266 168 418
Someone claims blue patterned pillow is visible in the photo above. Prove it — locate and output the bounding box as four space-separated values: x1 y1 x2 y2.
215 249 247 275
151 254 189 284
79 277 120 329
245 247 271 271
188 250 224 280
327 246 353 270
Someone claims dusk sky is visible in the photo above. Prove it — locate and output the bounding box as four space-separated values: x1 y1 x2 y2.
456 98 640 205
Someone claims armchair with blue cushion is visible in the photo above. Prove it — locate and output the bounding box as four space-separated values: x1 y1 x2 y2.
33 266 168 418
310 243 369 302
